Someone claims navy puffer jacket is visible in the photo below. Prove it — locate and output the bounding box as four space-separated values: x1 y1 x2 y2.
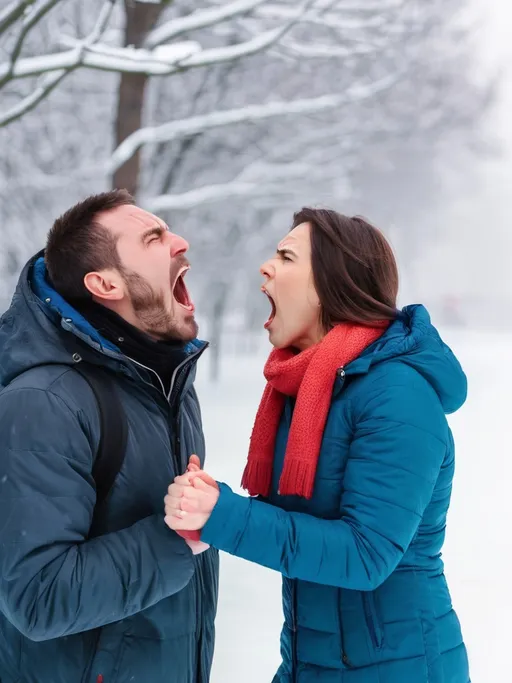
0 254 218 683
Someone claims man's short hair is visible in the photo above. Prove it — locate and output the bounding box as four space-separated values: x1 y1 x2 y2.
45 189 135 302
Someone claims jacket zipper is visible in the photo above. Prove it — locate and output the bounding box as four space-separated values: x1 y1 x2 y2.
124 348 204 474
82 348 207 683
195 553 204 683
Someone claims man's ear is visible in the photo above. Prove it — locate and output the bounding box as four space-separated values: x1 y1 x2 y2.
83 270 124 302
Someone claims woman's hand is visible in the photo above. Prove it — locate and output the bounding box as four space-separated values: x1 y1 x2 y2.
164 456 220 534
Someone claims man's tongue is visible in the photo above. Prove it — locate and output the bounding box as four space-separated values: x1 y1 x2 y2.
173 275 194 311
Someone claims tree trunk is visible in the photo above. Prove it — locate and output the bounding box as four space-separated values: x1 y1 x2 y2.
112 0 167 196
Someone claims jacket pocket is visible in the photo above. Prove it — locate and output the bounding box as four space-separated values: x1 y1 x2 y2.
291 580 298 680
336 588 352 668
282 577 298 678
362 592 383 650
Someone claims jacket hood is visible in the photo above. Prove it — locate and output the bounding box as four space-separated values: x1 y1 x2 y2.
348 304 467 414
0 253 206 387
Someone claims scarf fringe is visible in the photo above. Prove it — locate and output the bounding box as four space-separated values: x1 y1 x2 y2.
241 458 272 498
278 460 316 500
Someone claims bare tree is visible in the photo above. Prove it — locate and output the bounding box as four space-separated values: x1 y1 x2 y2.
0 0 491 376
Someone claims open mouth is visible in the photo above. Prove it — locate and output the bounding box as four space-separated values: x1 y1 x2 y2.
173 267 195 312
262 288 276 329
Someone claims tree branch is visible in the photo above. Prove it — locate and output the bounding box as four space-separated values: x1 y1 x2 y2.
0 69 68 127
143 157 345 211
145 0 268 48
0 0 314 80
0 0 115 127
278 40 379 59
107 72 400 173
177 0 313 69
0 0 36 36
144 167 305 212
254 4 388 31
0 0 63 89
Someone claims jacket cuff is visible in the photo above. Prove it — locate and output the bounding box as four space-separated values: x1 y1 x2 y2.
200 483 251 552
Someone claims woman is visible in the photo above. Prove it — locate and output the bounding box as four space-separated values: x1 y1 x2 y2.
165 208 470 683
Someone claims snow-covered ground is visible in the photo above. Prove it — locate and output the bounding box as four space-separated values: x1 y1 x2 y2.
195 328 510 683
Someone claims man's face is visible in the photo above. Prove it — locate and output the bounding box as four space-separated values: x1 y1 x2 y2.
95 204 198 342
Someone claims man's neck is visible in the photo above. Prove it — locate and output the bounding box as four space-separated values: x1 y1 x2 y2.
74 299 187 393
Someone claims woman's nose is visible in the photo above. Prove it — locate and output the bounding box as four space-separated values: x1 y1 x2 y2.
260 259 273 279
170 233 189 258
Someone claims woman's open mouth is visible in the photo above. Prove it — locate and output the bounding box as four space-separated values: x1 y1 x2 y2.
262 288 276 329
173 267 195 312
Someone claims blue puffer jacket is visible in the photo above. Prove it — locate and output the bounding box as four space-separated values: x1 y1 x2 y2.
201 306 470 683
0 254 219 683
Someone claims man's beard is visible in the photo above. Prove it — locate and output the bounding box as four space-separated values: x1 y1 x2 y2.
121 269 198 342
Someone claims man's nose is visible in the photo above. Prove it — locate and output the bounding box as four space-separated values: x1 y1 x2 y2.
170 233 189 258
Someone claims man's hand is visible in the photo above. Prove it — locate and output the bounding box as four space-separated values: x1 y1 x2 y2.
185 538 210 555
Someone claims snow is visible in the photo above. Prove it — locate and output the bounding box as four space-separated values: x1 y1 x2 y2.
194 328 510 683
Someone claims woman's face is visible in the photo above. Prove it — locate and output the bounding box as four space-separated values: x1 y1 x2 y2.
260 222 324 351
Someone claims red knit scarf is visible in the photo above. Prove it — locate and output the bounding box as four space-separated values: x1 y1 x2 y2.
241 322 388 500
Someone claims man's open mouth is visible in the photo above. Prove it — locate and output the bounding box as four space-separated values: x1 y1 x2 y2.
173 267 195 312
262 288 276 329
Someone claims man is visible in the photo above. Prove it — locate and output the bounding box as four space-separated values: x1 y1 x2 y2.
0 190 218 683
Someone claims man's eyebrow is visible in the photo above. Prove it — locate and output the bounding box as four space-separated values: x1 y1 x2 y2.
141 226 165 242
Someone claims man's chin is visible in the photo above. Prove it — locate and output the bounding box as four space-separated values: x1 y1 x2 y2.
180 316 199 342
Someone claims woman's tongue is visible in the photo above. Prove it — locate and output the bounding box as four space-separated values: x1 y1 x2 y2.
264 298 277 329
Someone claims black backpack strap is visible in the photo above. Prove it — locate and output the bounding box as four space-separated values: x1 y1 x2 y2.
74 364 128 507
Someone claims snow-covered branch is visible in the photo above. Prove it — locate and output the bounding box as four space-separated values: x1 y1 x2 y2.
254 4 388 31
0 0 115 127
278 40 378 59
145 0 268 48
0 68 67 127
144 162 312 211
0 0 62 89
0 0 313 80
145 180 286 211
143 150 351 212
0 0 37 36
108 72 399 173
55 37 202 69
178 1 311 68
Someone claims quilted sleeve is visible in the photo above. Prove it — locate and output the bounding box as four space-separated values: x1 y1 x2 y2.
201 371 448 590
0 387 195 641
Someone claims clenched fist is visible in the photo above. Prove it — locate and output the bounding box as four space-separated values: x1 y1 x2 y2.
164 455 219 545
